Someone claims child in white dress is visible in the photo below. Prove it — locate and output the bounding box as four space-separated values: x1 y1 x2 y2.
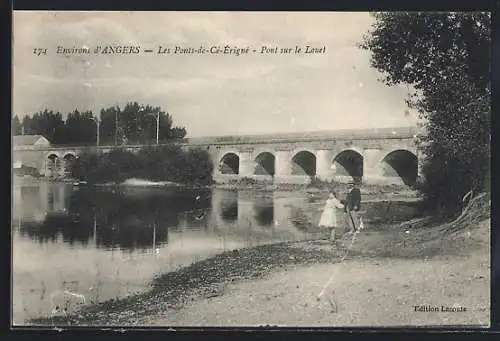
318 191 345 241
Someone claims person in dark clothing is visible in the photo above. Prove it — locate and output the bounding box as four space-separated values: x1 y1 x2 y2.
344 181 361 232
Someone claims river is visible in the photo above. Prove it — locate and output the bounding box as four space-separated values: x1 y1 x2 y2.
12 180 328 324
12 179 420 325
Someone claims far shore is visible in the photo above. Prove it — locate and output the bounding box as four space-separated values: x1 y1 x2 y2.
14 175 419 200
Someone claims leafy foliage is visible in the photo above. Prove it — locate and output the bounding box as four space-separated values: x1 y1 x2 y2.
21 109 66 143
14 102 187 146
12 115 22 135
70 151 102 182
64 110 97 145
70 145 213 186
361 12 490 216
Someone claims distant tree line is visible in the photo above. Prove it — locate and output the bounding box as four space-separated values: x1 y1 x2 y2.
12 102 187 145
70 145 214 186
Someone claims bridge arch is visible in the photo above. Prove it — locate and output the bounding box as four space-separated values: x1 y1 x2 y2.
46 153 61 177
331 149 364 180
62 151 78 158
291 149 316 176
218 152 240 175
62 153 78 173
381 143 417 156
254 152 275 176
376 149 418 186
45 151 62 159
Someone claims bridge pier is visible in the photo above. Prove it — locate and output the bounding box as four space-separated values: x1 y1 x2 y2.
362 148 384 185
238 148 255 178
237 193 257 231
274 149 292 183
316 149 335 182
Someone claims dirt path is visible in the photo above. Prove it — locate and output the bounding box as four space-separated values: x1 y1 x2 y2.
144 220 490 327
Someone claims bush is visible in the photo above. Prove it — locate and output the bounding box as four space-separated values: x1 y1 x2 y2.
181 148 214 186
69 144 214 185
307 177 335 190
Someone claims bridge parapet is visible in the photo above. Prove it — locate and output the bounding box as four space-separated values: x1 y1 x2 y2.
186 126 421 145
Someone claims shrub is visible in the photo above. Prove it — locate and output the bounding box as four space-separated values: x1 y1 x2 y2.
307 177 335 190
69 144 213 185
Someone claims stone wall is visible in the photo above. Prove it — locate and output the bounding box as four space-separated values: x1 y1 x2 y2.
212 135 419 185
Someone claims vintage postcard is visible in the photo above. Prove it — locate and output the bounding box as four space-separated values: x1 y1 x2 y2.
12 11 491 328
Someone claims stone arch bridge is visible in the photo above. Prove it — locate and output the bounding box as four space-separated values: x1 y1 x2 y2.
13 127 423 186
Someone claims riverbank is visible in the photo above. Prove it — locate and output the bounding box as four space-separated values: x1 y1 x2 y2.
15 175 419 202
148 227 489 327
29 239 344 326
214 178 418 196
29 193 490 327
146 195 490 327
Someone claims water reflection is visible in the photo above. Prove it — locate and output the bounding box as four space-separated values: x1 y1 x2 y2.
253 196 274 227
217 190 238 223
20 215 93 246
16 185 214 251
12 180 317 324
13 183 333 253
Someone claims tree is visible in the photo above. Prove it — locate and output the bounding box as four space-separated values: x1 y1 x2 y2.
121 101 183 143
18 102 186 146
70 144 213 185
182 148 214 185
22 109 67 144
361 12 490 216
21 116 32 134
100 106 121 145
12 115 22 135
64 109 97 145
97 102 187 145
121 102 145 143
169 126 187 140
70 151 100 181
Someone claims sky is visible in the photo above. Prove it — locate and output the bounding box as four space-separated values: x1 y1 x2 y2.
13 11 418 137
